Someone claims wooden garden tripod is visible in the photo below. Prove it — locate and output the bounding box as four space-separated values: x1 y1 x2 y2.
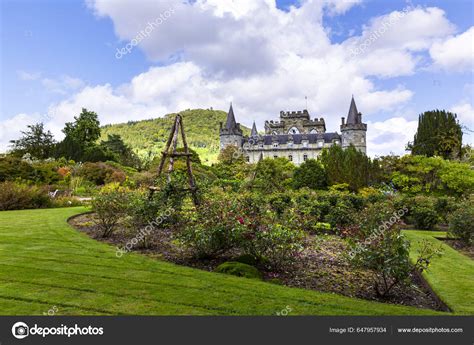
149 114 199 206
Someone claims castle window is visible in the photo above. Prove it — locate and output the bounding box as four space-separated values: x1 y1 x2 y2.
246 156 250 162
288 127 300 134
361 137 365 143
288 155 293 161
303 154 308 161
273 142 278 148
273 155 278 159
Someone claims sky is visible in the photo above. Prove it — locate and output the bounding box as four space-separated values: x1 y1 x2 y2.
0 0 473 157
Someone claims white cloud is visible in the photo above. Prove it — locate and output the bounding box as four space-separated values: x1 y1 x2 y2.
344 7 456 77
0 113 42 152
41 75 85 94
367 117 418 157
451 102 474 125
450 101 474 145
1 1 468 156
430 27 474 72
17 70 42 81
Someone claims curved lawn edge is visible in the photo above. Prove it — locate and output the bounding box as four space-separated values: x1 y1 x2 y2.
0 207 446 316
403 230 474 315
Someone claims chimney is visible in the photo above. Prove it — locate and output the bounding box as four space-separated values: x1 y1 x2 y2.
341 117 345 125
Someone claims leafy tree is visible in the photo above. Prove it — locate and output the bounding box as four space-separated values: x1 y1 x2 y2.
409 110 463 159
292 159 327 190
63 108 101 145
212 145 252 182
217 145 245 165
55 108 115 162
9 123 55 159
391 155 474 196
251 157 294 192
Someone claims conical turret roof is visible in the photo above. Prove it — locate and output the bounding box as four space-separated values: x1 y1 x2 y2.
250 121 258 136
347 96 359 124
225 103 237 129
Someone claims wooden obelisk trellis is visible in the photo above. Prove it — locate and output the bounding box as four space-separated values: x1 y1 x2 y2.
149 114 199 206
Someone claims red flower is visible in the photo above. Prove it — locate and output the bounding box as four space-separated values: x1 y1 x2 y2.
237 217 245 225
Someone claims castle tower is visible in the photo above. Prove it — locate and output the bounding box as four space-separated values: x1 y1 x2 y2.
340 96 367 154
219 103 243 150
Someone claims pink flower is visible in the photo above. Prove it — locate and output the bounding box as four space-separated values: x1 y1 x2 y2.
237 217 245 224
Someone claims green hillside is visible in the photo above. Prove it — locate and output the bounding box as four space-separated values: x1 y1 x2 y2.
101 109 250 165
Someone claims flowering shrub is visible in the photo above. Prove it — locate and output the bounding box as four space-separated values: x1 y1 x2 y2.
350 230 442 297
179 193 245 258
179 190 304 269
242 223 304 270
92 183 130 237
356 199 405 238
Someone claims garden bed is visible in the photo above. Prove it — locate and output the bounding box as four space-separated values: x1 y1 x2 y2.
436 237 474 259
70 213 448 312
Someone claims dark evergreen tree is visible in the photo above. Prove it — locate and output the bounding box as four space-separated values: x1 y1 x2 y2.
101 134 141 168
319 145 378 191
409 110 463 159
9 123 55 159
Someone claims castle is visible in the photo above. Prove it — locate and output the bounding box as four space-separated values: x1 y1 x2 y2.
219 97 367 165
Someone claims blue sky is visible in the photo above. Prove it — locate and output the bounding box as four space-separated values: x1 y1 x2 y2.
0 0 473 156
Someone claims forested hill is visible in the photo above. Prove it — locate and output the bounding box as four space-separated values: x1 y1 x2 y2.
101 109 250 165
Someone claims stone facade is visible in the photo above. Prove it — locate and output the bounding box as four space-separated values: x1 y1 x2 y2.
220 97 367 165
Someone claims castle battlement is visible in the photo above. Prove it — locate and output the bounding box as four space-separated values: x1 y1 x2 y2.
280 110 310 119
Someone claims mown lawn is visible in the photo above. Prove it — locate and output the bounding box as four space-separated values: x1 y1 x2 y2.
0 207 444 316
403 230 474 315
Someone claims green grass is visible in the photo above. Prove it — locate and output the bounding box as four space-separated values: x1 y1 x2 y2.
0 208 444 316
403 230 474 315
